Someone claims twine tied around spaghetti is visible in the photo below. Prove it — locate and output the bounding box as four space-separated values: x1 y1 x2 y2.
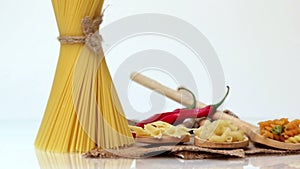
58 14 103 55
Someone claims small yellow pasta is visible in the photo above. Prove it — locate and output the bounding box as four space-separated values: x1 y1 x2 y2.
144 124 163 138
194 119 245 143
176 125 190 135
148 121 172 133
231 130 245 142
164 126 176 136
195 120 214 140
150 121 172 128
208 135 226 142
285 134 300 143
208 128 230 142
164 126 190 138
129 126 150 137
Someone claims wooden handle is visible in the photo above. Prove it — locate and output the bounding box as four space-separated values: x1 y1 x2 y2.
130 72 257 131
130 72 206 108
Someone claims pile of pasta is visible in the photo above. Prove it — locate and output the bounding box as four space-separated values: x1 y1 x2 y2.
258 118 300 143
129 121 190 139
193 120 245 142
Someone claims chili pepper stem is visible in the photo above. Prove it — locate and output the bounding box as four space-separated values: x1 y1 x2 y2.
177 87 197 109
211 86 230 112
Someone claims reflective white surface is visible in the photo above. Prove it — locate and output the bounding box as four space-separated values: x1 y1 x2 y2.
34 153 300 169
1 119 300 169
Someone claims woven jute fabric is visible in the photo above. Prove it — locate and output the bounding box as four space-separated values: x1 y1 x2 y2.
83 140 300 159
83 144 245 159
58 15 103 54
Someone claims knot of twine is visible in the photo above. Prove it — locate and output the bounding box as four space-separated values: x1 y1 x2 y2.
58 14 103 54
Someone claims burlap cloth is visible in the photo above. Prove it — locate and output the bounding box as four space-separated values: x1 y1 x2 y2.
85 115 300 159
83 137 300 159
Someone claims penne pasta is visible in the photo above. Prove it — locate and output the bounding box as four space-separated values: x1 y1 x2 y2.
194 119 245 143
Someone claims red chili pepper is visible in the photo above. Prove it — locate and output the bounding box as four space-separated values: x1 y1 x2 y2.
136 86 230 127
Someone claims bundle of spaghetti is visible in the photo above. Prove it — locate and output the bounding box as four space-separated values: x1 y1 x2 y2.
35 0 133 153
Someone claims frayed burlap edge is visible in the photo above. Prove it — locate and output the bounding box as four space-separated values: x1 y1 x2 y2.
83 141 300 160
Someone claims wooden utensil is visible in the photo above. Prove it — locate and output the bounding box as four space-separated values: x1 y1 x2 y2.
135 135 190 144
130 72 300 150
194 136 249 149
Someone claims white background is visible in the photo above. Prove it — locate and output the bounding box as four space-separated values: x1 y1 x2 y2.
0 0 300 168
1 0 299 121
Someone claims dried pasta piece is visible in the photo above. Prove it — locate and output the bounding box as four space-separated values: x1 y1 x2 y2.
228 124 238 131
231 130 245 142
284 129 300 137
225 136 233 142
164 126 177 136
194 119 245 143
129 126 150 137
194 120 213 140
208 135 226 142
261 130 274 139
208 128 230 142
164 126 190 138
144 124 163 139
274 118 289 126
148 121 172 132
131 121 189 139
285 134 300 143
286 119 300 129
150 121 172 128
175 125 190 135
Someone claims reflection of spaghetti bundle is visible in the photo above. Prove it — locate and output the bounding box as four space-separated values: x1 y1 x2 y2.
259 118 300 142
36 150 134 169
35 0 133 153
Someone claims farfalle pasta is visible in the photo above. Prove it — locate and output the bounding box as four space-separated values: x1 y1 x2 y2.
164 126 190 138
129 126 150 137
193 119 245 143
129 121 190 139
